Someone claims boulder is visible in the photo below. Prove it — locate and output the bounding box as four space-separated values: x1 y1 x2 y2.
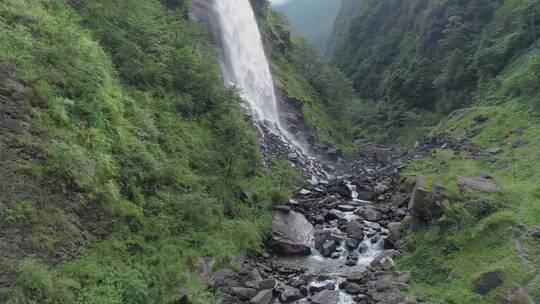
357 191 376 201
326 209 347 221
357 208 383 222
346 220 364 240
473 270 503 295
408 177 443 223
208 269 238 289
342 282 363 295
311 290 339 304
458 174 500 193
320 240 338 257
230 287 257 300
271 211 314 254
379 256 395 271
279 287 303 302
245 279 276 291
326 179 352 199
338 204 357 212
386 222 402 249
250 289 273 304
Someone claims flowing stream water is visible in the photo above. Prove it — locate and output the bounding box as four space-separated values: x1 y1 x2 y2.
190 1 385 302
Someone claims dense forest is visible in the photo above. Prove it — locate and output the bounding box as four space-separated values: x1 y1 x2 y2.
331 0 540 143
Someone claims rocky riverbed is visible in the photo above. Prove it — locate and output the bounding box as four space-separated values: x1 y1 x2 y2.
205 136 429 304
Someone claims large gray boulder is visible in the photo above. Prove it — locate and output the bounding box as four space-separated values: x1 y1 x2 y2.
250 289 273 304
408 177 443 223
311 290 339 304
271 210 314 254
230 287 257 300
458 174 500 193
346 219 364 240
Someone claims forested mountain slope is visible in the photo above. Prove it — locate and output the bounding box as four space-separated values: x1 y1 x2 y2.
331 0 540 143
0 0 299 302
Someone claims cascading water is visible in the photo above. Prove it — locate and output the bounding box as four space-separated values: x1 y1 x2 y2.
212 0 281 129
190 0 332 179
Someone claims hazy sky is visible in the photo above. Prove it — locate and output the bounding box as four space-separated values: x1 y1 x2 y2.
270 0 292 5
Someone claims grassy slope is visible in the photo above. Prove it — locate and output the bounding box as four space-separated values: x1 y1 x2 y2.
399 48 540 303
0 0 299 303
258 9 357 154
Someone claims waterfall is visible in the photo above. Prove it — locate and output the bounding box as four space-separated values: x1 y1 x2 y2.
190 0 333 180
194 0 282 130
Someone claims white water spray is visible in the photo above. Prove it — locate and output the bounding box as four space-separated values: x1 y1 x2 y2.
213 0 282 129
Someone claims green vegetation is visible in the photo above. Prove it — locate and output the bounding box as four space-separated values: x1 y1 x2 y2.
330 0 540 144
399 72 540 301
0 0 300 302
254 4 358 153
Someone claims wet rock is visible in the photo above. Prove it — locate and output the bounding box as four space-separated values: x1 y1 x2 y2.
342 282 363 295
473 270 503 295
326 179 353 199
496 288 528 304
346 271 366 283
271 210 314 254
321 240 338 257
245 279 276 291
346 220 364 240
330 252 341 259
338 204 357 212
311 290 339 304
357 191 376 201
314 230 332 249
250 289 273 304
310 282 335 292
346 238 361 249
279 287 303 302
325 209 346 221
357 208 383 222
230 287 257 300
458 174 500 193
